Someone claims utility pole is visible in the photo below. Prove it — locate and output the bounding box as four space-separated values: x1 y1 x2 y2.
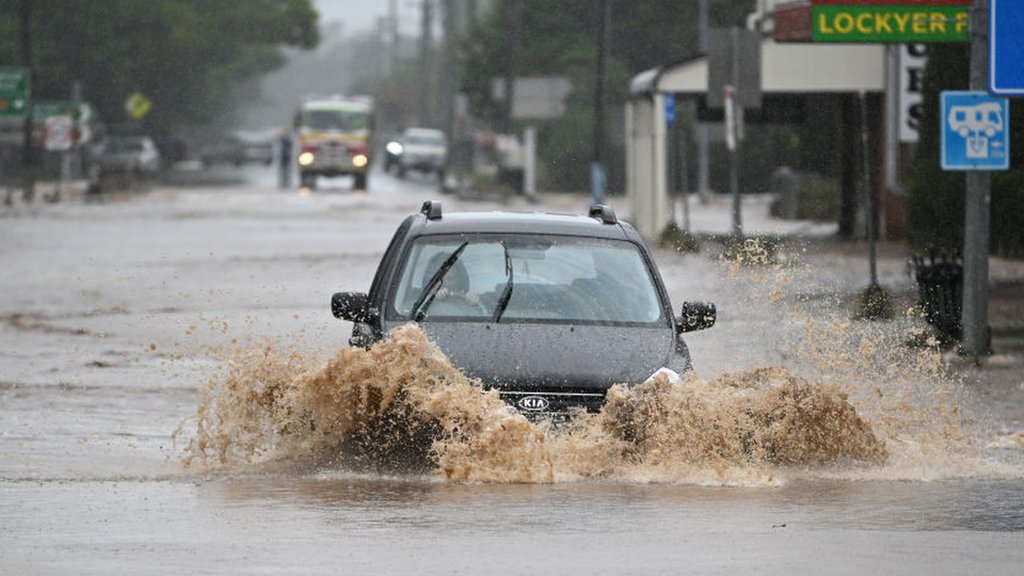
20 0 34 203
390 0 399 75
697 0 711 204
962 0 991 360
418 0 433 127
591 0 610 205
439 0 456 141
501 0 521 133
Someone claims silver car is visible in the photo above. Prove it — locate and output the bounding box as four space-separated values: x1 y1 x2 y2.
97 135 162 175
394 127 448 180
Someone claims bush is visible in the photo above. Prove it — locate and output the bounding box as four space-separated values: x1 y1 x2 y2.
769 174 840 222
907 43 1024 259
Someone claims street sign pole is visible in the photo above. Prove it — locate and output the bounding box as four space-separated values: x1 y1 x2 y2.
729 27 743 239
962 0 991 360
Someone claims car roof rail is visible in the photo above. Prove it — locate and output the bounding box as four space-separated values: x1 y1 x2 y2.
588 204 617 224
421 200 442 220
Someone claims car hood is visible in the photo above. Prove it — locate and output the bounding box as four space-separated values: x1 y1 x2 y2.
386 321 675 390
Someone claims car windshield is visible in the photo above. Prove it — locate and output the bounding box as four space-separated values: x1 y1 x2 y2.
391 234 663 324
405 132 445 146
106 139 146 153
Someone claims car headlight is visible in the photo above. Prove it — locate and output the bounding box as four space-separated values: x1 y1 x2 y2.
644 367 681 384
298 151 315 166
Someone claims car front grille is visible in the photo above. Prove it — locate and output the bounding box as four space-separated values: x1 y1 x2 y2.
497 388 608 417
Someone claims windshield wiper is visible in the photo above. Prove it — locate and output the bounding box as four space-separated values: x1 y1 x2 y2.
492 241 514 323
410 241 469 322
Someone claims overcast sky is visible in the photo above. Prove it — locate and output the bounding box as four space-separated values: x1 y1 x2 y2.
314 0 409 35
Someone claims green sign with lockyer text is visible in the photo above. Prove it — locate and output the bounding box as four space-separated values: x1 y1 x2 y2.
812 5 970 43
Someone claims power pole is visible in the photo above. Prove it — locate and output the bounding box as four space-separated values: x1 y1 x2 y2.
418 0 433 126
961 0 991 360
591 0 610 205
439 0 457 141
697 0 711 204
390 0 399 75
501 0 521 133
20 0 34 203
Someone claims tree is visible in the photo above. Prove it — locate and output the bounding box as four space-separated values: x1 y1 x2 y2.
457 0 755 191
907 43 1024 258
0 0 318 138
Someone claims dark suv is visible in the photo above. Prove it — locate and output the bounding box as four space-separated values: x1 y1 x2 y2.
332 201 715 416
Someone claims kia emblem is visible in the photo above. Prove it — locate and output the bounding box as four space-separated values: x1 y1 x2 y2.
518 396 550 411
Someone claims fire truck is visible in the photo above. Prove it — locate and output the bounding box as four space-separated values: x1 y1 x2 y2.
295 96 375 190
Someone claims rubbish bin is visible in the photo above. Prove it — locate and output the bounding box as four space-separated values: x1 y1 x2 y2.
910 254 963 340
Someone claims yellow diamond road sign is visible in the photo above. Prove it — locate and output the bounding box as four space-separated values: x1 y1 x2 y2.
125 91 151 120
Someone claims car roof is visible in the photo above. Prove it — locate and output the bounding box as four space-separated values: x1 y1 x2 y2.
302 98 372 112
404 201 639 242
403 127 445 137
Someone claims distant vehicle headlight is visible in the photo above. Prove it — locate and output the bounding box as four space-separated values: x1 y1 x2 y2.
386 141 403 155
352 154 368 168
298 151 315 166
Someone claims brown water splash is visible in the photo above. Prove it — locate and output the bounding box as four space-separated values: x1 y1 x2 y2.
181 324 893 485
183 324 554 482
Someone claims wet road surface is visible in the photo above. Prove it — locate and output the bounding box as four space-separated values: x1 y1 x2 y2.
2 163 1022 575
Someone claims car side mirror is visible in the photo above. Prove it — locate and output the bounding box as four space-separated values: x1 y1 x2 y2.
676 301 716 333
331 291 379 324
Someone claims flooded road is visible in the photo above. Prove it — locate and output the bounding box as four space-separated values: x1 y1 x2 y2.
2 164 1023 574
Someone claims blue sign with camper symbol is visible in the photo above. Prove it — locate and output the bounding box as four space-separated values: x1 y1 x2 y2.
941 91 1009 171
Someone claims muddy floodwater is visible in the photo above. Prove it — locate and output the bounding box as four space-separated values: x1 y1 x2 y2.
2 168 1023 575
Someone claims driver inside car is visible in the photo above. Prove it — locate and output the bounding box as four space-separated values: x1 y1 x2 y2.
426 253 480 309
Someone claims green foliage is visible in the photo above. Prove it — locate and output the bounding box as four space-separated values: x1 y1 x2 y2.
659 221 700 254
458 0 755 191
0 0 318 138
795 176 840 221
769 174 840 222
907 43 1024 259
992 171 1024 258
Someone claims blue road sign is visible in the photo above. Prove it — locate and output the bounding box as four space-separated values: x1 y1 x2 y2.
664 93 676 125
941 91 1009 171
990 0 1024 97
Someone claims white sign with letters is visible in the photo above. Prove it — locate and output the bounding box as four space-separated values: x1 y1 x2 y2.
44 115 73 151
899 44 928 143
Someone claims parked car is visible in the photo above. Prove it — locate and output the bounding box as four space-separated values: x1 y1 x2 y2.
197 134 246 167
235 130 275 165
331 201 716 417
392 127 447 180
96 135 162 175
